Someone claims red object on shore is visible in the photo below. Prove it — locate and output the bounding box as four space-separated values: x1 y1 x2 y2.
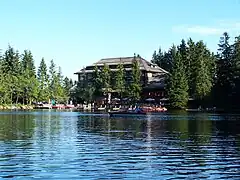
142 107 167 112
52 104 65 109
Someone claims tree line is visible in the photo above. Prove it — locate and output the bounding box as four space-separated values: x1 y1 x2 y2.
74 54 142 104
152 32 240 110
0 45 73 105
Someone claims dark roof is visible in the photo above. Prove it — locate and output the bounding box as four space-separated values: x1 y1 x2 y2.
74 56 169 74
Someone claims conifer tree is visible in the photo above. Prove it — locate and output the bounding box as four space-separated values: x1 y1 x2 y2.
37 58 49 102
194 41 213 102
21 50 38 104
22 50 36 77
2 46 21 103
63 77 72 95
101 63 111 91
186 38 195 97
215 32 234 108
168 50 189 109
129 54 142 102
231 36 240 107
152 50 158 64
92 65 102 98
115 63 125 98
49 59 57 101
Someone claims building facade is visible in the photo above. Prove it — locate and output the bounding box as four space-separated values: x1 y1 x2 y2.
74 56 169 101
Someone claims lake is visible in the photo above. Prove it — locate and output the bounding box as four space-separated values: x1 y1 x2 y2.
0 110 240 179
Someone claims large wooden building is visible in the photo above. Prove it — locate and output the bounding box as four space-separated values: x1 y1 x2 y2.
74 56 169 102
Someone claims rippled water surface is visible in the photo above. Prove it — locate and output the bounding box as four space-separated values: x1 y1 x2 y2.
1 111 240 179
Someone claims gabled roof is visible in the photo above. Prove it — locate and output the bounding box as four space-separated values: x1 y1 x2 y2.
74 56 169 74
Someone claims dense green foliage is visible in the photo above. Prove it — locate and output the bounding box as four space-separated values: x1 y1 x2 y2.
167 49 189 109
128 54 142 102
152 32 240 110
75 54 142 103
0 46 73 105
101 63 111 93
115 63 125 98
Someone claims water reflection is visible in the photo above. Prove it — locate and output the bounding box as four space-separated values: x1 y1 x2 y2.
75 113 240 179
0 111 240 179
0 113 35 140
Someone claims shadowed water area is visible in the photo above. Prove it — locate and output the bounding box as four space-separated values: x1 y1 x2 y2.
0 111 240 179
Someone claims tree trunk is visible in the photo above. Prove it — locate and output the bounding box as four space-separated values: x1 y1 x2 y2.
16 95 19 104
10 92 13 105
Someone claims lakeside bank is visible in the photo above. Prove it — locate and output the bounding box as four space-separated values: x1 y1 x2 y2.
0 105 34 110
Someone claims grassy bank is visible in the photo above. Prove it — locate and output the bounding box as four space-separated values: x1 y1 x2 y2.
0 104 34 110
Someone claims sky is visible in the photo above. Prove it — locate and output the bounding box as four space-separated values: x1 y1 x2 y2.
0 0 240 80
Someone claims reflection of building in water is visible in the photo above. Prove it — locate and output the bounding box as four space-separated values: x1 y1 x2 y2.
145 115 153 150
145 115 154 171
33 113 79 151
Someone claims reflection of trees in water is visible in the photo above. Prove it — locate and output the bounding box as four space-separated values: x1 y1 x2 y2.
213 115 240 153
34 111 61 140
0 112 36 176
76 113 240 147
162 113 214 165
76 115 149 139
75 113 240 170
214 115 240 136
34 111 80 151
0 113 35 141
76 114 213 144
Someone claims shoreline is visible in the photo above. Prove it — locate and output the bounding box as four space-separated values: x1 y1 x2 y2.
0 105 34 110
0 104 240 114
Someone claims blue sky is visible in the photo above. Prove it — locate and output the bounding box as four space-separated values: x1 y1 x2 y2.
0 0 240 80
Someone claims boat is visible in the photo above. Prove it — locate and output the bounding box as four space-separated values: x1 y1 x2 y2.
108 110 147 117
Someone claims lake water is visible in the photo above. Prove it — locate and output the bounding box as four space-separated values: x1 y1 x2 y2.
0 111 240 179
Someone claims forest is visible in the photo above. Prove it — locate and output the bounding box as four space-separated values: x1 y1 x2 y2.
0 46 73 106
1 31 239 111
151 32 240 110
74 32 240 111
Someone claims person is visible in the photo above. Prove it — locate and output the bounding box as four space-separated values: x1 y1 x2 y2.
135 107 143 113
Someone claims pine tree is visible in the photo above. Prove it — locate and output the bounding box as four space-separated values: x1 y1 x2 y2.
194 41 213 102
92 65 102 98
151 50 158 64
115 63 125 98
101 63 111 92
54 66 65 103
151 47 172 71
37 58 49 102
129 54 142 102
49 59 57 101
231 35 240 107
21 50 38 104
22 50 36 77
2 46 21 103
178 39 189 79
168 50 189 109
2 45 21 76
186 38 196 97
215 32 234 108
168 45 177 72
63 77 72 94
